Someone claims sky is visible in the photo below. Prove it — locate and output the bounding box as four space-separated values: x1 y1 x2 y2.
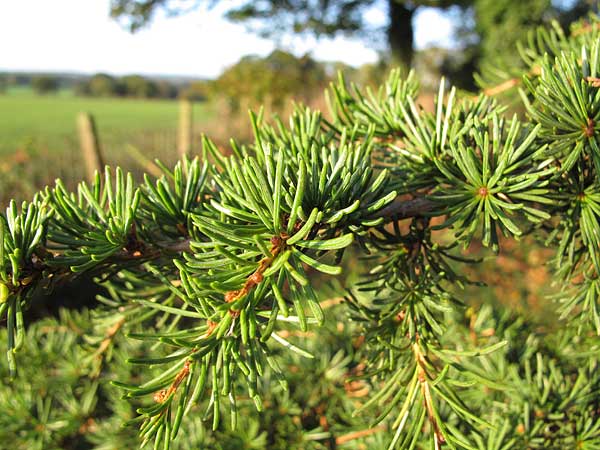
0 0 455 79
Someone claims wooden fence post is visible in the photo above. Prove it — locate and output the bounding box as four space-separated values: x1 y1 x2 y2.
178 99 193 158
77 112 104 183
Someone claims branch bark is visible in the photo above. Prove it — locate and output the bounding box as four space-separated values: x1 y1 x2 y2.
378 196 437 220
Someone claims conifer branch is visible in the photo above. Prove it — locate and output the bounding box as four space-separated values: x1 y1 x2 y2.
4 13 600 449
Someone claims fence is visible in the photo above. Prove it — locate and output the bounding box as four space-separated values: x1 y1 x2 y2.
0 100 196 207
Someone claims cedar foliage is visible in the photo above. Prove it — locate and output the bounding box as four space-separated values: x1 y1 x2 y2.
4 12 600 450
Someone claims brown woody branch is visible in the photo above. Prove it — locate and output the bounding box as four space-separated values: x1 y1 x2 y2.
586 76 600 88
378 196 437 220
483 77 521 97
482 65 541 97
572 20 600 36
335 425 387 445
224 236 285 307
151 198 436 259
413 342 445 449
90 316 126 378
154 359 192 404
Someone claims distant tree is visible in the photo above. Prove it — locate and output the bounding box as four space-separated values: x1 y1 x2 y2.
74 80 90 96
31 76 59 95
179 80 209 101
0 75 6 94
80 73 122 97
212 50 328 109
13 74 31 86
121 74 158 98
76 74 178 99
155 80 179 99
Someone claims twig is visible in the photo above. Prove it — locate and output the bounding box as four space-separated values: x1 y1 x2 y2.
96 316 125 356
199 235 286 338
483 77 520 97
585 76 600 87
319 297 344 309
378 196 436 220
90 316 126 378
335 425 386 445
154 359 192 403
482 65 540 97
413 342 445 449
224 236 285 307
156 238 192 253
572 21 600 37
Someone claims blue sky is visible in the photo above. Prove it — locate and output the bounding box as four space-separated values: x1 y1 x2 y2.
1 0 454 78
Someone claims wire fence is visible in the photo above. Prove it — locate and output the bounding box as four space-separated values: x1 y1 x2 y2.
0 126 198 208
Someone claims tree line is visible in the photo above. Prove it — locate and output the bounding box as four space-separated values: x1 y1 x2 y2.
1 44 483 105
0 72 191 99
74 73 181 99
1 51 357 104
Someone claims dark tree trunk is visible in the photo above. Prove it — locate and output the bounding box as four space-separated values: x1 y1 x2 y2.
388 0 415 69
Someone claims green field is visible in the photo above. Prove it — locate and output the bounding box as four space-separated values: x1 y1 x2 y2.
0 88 214 205
0 88 213 157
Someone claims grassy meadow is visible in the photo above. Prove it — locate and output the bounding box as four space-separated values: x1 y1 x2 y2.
0 88 214 204
0 87 213 156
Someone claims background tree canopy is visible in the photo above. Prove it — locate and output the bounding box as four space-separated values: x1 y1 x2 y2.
210 50 328 109
31 75 59 95
109 0 597 77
